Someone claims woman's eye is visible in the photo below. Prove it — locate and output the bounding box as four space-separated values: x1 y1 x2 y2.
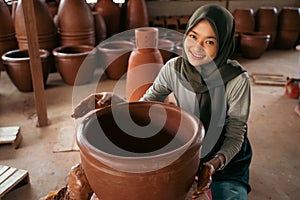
205 40 215 45
189 34 197 39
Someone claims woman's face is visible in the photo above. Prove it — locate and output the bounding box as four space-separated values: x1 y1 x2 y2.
184 19 218 67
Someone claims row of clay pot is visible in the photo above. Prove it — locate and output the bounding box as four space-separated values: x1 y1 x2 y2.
233 6 300 51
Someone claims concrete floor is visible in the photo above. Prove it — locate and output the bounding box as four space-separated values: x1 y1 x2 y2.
0 48 299 200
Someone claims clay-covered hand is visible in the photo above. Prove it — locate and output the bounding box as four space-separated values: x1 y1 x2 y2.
192 163 215 199
71 92 126 119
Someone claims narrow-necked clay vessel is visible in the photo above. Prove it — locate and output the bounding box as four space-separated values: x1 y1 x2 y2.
1 49 50 92
56 0 95 46
76 101 204 200
125 0 149 30
126 27 164 101
94 0 121 37
52 45 96 85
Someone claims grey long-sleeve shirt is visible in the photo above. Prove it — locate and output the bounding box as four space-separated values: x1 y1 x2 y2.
140 57 251 166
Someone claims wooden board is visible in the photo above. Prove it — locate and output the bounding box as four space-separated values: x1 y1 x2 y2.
0 126 22 149
0 165 29 198
251 73 286 86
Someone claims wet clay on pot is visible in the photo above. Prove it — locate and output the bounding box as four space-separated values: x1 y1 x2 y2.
1 49 50 92
53 45 96 85
126 27 164 101
76 101 204 200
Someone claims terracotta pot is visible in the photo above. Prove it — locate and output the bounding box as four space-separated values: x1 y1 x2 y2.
0 0 18 70
126 27 164 101
158 39 175 63
278 7 300 31
240 32 270 59
14 0 58 49
233 8 255 33
276 30 299 49
57 0 95 46
76 101 204 200
92 11 107 44
255 7 278 31
125 0 149 30
97 40 134 80
94 0 121 37
1 49 50 92
53 45 96 85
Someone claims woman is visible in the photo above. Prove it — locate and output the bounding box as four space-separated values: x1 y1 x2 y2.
72 4 252 199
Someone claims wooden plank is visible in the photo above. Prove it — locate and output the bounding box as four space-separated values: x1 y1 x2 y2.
251 73 287 86
0 126 22 149
0 165 29 198
22 0 49 127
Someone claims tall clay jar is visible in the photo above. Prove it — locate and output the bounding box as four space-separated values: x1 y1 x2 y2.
14 0 58 72
94 0 121 37
0 0 18 70
233 8 255 33
57 0 95 46
14 0 58 50
125 0 149 30
126 27 164 101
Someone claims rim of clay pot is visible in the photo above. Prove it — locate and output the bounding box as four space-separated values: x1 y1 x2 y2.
1 49 49 62
52 45 95 57
240 32 271 39
158 39 175 51
77 101 204 172
97 40 134 53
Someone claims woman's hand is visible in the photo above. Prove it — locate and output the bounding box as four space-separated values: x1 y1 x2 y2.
192 163 215 199
71 92 126 119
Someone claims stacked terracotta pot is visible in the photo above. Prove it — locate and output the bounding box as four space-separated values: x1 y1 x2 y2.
0 0 18 71
14 0 58 72
233 8 255 33
255 6 278 49
56 0 95 46
276 7 300 49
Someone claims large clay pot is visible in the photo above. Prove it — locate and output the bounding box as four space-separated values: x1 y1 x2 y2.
14 0 58 50
1 49 50 92
94 0 121 37
76 101 204 200
276 7 300 49
240 32 270 59
255 7 278 49
53 45 97 85
14 0 58 72
57 0 95 46
126 27 164 101
125 0 149 30
0 0 18 70
97 40 134 80
92 11 107 44
233 8 255 33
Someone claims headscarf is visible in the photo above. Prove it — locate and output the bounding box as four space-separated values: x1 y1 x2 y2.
174 4 245 156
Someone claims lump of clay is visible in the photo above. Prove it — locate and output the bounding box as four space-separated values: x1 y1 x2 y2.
67 163 93 200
